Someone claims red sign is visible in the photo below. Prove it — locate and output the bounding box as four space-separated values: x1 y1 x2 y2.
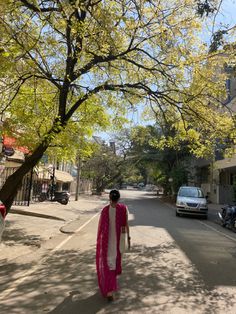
3 136 29 154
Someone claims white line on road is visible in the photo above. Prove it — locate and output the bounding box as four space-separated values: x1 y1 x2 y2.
0 211 100 300
51 211 100 252
198 220 236 243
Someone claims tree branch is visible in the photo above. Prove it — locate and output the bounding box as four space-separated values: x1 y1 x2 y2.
20 0 59 13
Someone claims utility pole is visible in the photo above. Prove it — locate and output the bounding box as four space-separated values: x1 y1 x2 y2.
48 164 56 200
75 157 81 201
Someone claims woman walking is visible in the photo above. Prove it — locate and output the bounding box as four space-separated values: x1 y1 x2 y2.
96 189 130 301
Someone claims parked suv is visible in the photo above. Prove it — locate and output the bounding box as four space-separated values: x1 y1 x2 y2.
176 186 208 218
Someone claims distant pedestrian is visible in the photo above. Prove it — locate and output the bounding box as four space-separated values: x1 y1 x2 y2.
96 189 130 302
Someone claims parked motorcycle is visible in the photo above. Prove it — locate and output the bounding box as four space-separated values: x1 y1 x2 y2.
218 204 236 232
38 190 70 205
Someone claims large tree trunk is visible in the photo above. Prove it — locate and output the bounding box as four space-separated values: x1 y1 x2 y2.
0 142 48 213
0 116 67 213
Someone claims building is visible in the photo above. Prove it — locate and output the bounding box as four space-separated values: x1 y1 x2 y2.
0 135 75 204
195 49 236 204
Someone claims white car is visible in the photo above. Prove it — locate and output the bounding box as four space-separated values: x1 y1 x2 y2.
176 186 208 218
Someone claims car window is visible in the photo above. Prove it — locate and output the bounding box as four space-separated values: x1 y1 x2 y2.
178 188 204 198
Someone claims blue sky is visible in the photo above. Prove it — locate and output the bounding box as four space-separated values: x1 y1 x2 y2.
215 0 236 27
204 0 236 42
96 1 236 142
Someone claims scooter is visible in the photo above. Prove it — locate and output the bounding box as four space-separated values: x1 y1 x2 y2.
38 190 70 205
218 204 236 232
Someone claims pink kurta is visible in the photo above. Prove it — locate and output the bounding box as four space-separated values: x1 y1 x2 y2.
96 203 127 297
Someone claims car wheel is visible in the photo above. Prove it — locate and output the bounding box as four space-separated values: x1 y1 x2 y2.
176 211 180 217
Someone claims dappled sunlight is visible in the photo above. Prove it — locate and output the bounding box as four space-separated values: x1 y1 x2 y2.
1 192 236 313
125 194 236 290
0 249 98 313
0 242 235 313
2 220 42 247
105 244 235 314
0 259 35 295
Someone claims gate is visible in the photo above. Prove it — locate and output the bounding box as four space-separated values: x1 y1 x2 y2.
219 184 234 204
0 167 33 206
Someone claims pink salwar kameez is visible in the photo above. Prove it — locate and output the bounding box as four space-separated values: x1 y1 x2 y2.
96 203 127 297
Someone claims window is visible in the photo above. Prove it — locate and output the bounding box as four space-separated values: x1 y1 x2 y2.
179 187 204 198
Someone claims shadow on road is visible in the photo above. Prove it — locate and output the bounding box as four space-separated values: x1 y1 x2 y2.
2 220 42 247
50 291 105 314
0 243 233 313
1 192 235 313
124 193 236 289
0 259 34 295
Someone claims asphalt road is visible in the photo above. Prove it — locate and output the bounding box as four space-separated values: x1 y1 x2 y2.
1 190 236 313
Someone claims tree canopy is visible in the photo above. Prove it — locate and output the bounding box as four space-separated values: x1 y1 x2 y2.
113 125 191 194
0 0 235 211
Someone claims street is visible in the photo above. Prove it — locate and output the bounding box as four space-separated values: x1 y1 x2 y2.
1 190 236 313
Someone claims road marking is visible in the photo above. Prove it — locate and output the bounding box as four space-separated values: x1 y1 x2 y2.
0 211 100 300
51 212 100 252
198 220 236 243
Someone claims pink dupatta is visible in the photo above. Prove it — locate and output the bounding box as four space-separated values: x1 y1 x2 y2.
96 203 127 297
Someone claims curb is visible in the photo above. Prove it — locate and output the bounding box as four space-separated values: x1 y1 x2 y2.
10 208 65 221
60 226 76 234
59 203 104 234
59 219 80 234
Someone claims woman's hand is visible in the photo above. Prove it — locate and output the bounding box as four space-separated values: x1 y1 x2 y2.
127 236 131 250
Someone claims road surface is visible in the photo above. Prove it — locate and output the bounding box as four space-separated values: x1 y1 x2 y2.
1 190 236 313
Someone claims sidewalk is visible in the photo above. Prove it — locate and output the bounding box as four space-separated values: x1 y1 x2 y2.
0 194 108 262
208 202 223 212
11 193 108 221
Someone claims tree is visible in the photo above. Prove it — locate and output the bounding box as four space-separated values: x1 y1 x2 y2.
114 125 192 194
0 0 234 212
82 142 123 194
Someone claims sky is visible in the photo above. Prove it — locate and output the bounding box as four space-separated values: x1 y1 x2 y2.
203 0 236 43
214 0 236 27
96 0 236 142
